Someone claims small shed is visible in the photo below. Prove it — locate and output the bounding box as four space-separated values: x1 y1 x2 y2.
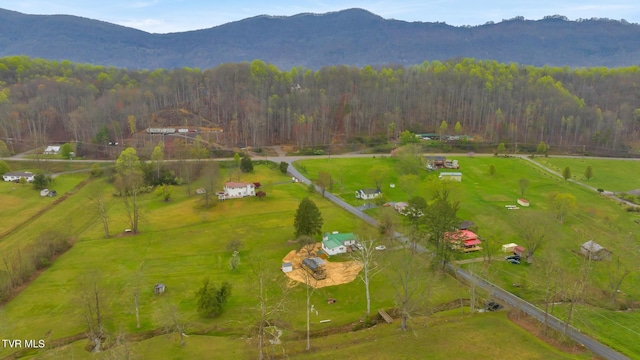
40 189 50 197
459 220 476 230
580 240 611 261
501 243 518 253
438 172 462 182
514 246 526 257
154 283 166 295
517 198 530 207
281 262 293 273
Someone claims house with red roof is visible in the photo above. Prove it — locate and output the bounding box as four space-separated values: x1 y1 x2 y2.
445 229 482 252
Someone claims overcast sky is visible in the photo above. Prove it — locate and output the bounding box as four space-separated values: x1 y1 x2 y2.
1 1 639 34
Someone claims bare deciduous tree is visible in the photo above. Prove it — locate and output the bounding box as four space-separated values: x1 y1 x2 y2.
349 238 383 317
77 271 108 353
160 303 188 346
534 254 561 335
513 212 553 263
389 245 432 331
87 183 111 238
607 256 630 305
249 258 289 360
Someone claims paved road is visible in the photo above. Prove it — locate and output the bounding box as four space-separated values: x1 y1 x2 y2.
283 153 629 360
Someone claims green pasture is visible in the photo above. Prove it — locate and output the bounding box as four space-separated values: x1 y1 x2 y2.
550 304 640 357
4 160 99 174
0 163 471 359
0 173 91 246
533 157 640 193
34 311 591 359
294 156 640 357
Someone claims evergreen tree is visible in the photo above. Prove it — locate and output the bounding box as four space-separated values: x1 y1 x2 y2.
584 165 593 181
537 141 548 155
32 172 52 190
240 153 254 173
294 197 323 238
562 166 571 181
196 279 232 318
279 161 289 174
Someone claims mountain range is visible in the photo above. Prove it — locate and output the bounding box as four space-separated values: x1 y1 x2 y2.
1 7 640 70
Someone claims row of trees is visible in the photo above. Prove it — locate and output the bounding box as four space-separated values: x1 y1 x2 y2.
1 56 640 154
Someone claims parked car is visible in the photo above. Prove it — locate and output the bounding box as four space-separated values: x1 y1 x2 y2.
507 258 521 265
505 254 520 261
375 245 387 251
48 190 57 197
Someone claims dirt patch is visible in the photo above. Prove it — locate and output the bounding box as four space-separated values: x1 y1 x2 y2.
282 244 362 289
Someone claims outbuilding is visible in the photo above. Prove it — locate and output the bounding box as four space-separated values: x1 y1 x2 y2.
281 262 293 273
355 188 382 200
438 172 462 182
501 243 518 253
580 240 611 261
154 283 166 295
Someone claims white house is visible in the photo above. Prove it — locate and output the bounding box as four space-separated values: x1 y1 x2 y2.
321 232 358 256
2 171 35 182
355 188 382 200
44 145 61 155
220 182 256 199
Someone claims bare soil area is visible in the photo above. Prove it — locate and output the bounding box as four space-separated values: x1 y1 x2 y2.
282 244 362 288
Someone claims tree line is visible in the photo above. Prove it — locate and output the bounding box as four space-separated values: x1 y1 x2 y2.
1 56 639 155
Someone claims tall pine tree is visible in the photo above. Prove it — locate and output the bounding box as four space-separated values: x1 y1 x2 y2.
294 197 323 237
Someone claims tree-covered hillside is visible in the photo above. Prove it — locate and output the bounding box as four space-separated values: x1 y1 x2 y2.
0 56 639 156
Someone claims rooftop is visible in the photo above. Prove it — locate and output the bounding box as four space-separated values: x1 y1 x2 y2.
225 181 254 189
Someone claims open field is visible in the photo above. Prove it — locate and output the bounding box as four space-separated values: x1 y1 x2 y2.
1 162 488 359
532 156 640 192
3 160 100 174
294 155 640 357
0 173 91 245
35 311 592 359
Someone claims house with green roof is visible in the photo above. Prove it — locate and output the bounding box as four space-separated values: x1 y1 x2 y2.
322 232 359 255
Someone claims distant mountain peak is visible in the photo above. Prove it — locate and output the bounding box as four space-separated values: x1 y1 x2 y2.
0 7 639 70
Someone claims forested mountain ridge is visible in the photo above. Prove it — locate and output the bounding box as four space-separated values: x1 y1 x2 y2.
1 8 640 70
1 57 639 157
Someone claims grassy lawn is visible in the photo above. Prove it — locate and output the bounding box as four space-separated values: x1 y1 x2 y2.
4 156 638 358
532 157 640 192
4 160 100 174
32 311 592 359
294 156 640 357
0 173 91 246
0 162 474 359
